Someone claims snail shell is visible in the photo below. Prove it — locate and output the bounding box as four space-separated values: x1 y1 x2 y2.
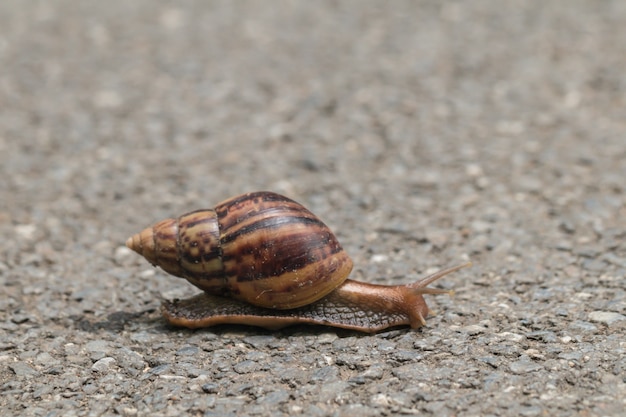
126 191 468 332
126 191 353 309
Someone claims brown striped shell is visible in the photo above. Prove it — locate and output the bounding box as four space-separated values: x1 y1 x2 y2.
126 191 354 309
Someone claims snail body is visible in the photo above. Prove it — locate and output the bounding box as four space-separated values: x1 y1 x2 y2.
126 191 467 333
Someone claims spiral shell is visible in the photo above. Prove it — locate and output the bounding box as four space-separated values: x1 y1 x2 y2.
126 191 354 309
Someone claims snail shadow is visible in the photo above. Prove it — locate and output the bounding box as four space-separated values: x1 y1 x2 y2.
72 308 160 333
160 321 424 339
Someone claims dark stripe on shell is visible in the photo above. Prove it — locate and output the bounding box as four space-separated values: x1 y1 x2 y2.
216 191 296 213
220 214 327 245
215 192 313 232
221 220 344 282
180 213 215 230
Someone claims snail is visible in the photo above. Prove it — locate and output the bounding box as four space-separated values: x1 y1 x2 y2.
126 191 469 333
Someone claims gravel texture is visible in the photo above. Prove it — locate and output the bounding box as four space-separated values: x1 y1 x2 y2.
1 1 625 416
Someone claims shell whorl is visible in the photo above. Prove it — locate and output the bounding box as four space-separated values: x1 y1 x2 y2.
126 192 354 309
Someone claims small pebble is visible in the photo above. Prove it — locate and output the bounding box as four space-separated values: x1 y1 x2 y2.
602 253 626 268
391 350 422 362
85 340 111 354
83 384 99 395
130 331 156 344
91 357 116 373
462 324 486 335
370 254 389 263
581 259 608 272
85 340 111 361
15 224 38 240
509 357 543 374
149 364 171 375
569 321 598 332
176 345 199 356
497 332 525 342
233 360 258 374
317 381 349 403
465 163 483 177
202 383 219 394
371 393 391 406
310 366 339 382
361 364 385 380
478 356 499 368
258 390 290 405
525 331 557 343
114 245 135 265
242 335 275 349
588 311 626 325
10 362 39 377
559 352 582 361
10 313 31 324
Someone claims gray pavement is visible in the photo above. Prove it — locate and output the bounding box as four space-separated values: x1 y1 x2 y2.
1 1 625 416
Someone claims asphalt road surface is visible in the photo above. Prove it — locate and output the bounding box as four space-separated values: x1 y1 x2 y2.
1 2 625 416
